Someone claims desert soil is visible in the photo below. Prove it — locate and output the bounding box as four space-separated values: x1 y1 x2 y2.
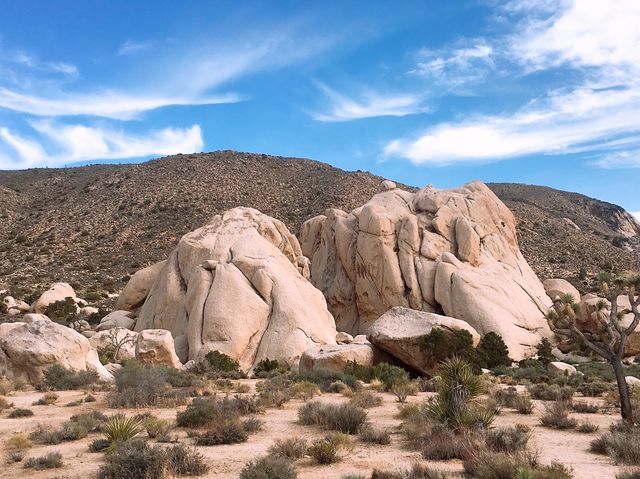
0 383 629 479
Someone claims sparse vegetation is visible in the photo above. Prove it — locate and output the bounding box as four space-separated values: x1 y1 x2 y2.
239 455 298 479
298 401 367 434
24 451 63 470
195 421 249 445
350 390 383 409
268 438 308 459
358 424 391 445
540 401 578 430
484 425 531 453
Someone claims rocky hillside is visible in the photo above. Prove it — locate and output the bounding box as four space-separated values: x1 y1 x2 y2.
0 151 638 298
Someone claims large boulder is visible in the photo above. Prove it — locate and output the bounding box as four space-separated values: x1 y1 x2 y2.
0 319 112 383
547 361 577 377
299 342 379 373
32 282 77 314
96 310 136 331
2 296 30 312
367 307 481 375
116 261 166 311
135 329 182 369
133 207 337 371
301 182 552 360
543 279 581 303
89 328 139 362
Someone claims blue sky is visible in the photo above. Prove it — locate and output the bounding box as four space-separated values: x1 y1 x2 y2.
0 1 639 217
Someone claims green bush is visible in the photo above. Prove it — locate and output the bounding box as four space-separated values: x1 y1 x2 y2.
540 401 577 430
268 438 307 459
344 361 374 382
350 390 383 409
89 438 111 452
528 383 574 401
463 450 572 479
572 401 599 413
294 369 360 392
8 408 33 418
536 338 555 365
239 455 298 479
253 359 281 377
176 395 262 428
477 332 511 369
109 360 185 407
484 425 531 453
96 439 167 479
165 444 209 476
577 421 599 433
421 328 478 366
371 363 410 392
201 350 242 375
24 451 63 470
421 427 479 460
104 414 145 443
577 381 611 397
195 421 249 445
591 427 640 464
359 424 391 445
38 364 98 390
297 401 367 434
44 297 77 324
308 438 338 464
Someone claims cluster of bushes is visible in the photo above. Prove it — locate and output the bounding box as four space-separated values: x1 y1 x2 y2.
421 330 511 371
37 364 99 391
591 422 640 465
30 411 106 444
298 401 367 434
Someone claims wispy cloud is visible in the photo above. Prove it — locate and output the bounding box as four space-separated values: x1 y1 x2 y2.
117 40 153 56
0 122 203 169
311 83 427 122
386 0 640 168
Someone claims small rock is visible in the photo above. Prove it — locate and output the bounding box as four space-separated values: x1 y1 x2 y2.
136 329 182 369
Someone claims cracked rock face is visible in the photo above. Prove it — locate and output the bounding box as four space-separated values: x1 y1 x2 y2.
134 207 337 370
301 181 552 360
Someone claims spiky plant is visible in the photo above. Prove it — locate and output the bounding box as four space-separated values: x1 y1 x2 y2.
103 414 145 443
424 356 494 430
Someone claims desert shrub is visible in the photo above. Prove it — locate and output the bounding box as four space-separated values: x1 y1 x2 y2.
371 464 450 479
242 417 264 432
577 361 640 382
96 439 167 479
104 414 144 443
297 401 367 434
393 382 418 403
577 421 599 433
24 451 63 470
397 403 421 420
421 328 478 366
0 396 12 410
540 401 577 430
289 381 321 401
197 350 244 378
577 381 611 397
536 338 555 365
110 360 185 407
494 386 520 408
528 383 574 401
165 444 209 476
328 380 353 395
178 395 262 428
344 360 374 382
253 359 282 377
70 411 108 431
572 401 600 413
421 426 479 460
8 408 33 418
89 438 111 452
591 427 640 464
239 455 298 479
371 363 410 392
256 377 292 408
33 392 59 405
350 390 383 409
143 417 174 439
294 369 360 392
463 450 573 479
484 424 531 453
359 424 391 445
425 357 495 430
158 365 201 388
477 332 511 369
195 421 249 445
37 364 98 391
5 433 31 450
617 472 640 479
236 382 251 394
308 434 353 465
6 451 24 463
269 437 308 459
44 297 77 324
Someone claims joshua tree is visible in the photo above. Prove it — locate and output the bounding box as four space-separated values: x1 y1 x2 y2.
547 272 640 424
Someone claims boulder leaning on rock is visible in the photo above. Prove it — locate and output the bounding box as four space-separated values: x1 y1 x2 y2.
301 181 552 360
367 306 481 375
115 260 166 312
543 278 581 303
96 310 136 332
0 319 112 383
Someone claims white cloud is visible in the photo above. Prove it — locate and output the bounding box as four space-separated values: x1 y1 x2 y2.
312 83 427 122
387 0 640 167
117 40 152 56
0 87 241 120
384 86 640 165
0 122 203 169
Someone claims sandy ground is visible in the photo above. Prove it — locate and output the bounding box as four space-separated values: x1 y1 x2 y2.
0 383 630 479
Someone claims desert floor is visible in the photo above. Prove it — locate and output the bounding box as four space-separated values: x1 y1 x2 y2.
0 382 630 479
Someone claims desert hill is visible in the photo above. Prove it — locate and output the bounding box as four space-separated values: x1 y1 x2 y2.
0 151 638 298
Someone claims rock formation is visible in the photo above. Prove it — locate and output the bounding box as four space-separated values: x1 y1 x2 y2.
32 282 77 314
116 261 166 311
301 181 552 360
134 207 337 370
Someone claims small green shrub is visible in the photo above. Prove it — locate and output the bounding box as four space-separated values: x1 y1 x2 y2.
540 401 577 430
44 297 77 324
6 451 24 463
242 417 264 433
195 421 249 445
143 417 173 439
359 424 391 445
344 360 374 382
165 443 209 476
371 363 410 392
577 381 610 397
577 421 599 433
572 401 599 413
484 424 531 453
477 332 511 369
297 401 367 434
239 455 298 479
24 451 63 470
421 328 478 366
5 433 32 450
421 427 479 460
514 394 535 414
289 381 321 401
591 427 640 464
8 408 33 418
89 438 111 452
253 359 281 377
536 338 555 365
203 350 241 373
350 390 383 409
463 450 572 479
96 439 167 479
38 364 98 391
109 360 185 407
294 369 360 392
528 383 574 401
308 438 338 464
268 437 308 459
176 395 262 428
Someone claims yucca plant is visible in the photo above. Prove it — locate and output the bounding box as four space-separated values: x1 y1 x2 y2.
103 414 145 443
425 356 495 430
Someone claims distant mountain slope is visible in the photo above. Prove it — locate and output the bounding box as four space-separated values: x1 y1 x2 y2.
0 151 638 298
